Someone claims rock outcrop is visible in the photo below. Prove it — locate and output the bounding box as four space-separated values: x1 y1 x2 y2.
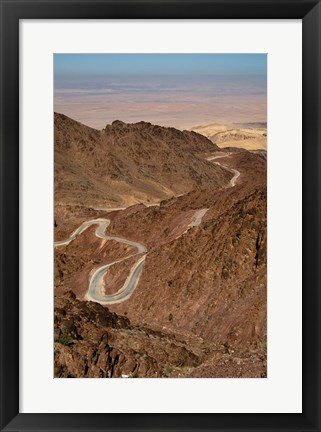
55 113 228 207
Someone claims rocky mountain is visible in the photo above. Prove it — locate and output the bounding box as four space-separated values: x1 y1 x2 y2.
55 113 228 208
106 180 267 355
55 291 200 378
54 147 267 378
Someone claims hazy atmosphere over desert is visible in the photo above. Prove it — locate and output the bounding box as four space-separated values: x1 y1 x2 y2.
54 54 267 378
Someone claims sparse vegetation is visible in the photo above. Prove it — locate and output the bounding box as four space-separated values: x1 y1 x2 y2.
223 340 230 353
260 341 267 351
57 334 74 346
162 365 175 376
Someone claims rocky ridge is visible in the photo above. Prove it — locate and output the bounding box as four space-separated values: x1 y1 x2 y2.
54 117 267 378
55 113 229 207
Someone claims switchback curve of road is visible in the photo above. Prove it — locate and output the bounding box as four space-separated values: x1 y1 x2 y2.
54 153 239 305
54 218 146 304
54 207 209 305
86 255 146 305
54 219 111 247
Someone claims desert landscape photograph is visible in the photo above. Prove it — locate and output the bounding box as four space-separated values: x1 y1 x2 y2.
54 54 267 378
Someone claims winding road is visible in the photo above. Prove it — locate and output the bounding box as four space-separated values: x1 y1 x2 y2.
213 161 240 187
55 152 240 305
87 256 146 304
192 208 209 226
55 208 208 305
54 219 110 247
55 218 146 304
93 207 126 212
206 153 240 187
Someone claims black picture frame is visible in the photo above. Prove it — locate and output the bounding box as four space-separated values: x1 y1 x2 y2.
0 1 320 431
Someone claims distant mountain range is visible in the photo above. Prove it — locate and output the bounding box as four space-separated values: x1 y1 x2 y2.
191 122 267 151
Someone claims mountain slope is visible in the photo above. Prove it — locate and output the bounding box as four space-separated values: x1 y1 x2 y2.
55 291 200 378
55 113 226 207
54 115 267 378
54 174 267 377
107 182 267 349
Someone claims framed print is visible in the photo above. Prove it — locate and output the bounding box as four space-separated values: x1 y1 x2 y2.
0 1 320 431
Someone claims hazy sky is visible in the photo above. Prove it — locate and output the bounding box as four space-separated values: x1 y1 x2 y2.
54 54 267 130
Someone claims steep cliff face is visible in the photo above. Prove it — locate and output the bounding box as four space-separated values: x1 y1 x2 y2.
55 113 227 207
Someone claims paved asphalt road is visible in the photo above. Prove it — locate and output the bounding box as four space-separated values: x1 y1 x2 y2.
205 153 240 188
55 218 146 304
55 153 239 304
86 256 146 304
